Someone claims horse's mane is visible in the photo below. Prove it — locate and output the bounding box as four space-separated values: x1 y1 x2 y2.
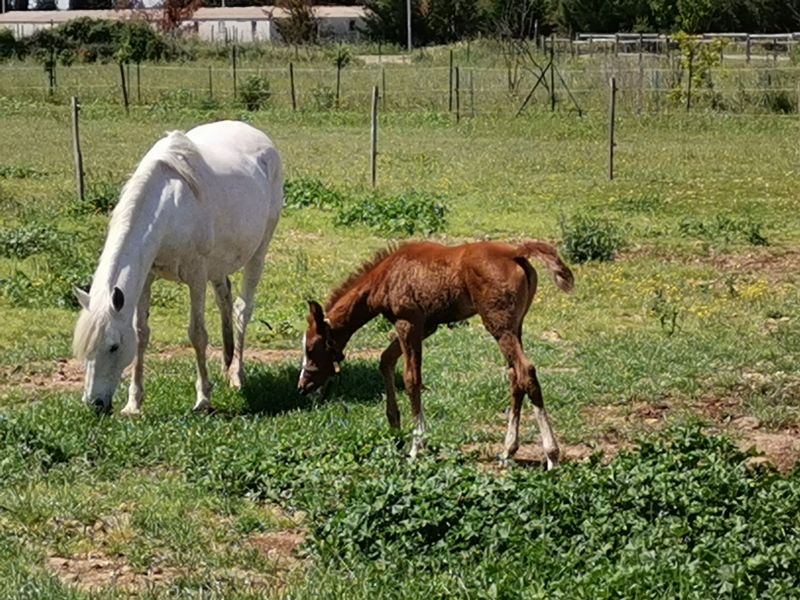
108 130 203 242
326 243 402 311
73 306 111 361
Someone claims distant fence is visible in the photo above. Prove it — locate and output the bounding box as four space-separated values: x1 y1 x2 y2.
1 57 800 118
547 33 800 62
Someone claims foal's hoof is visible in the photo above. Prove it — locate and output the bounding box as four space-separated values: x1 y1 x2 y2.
120 405 142 417
192 400 215 414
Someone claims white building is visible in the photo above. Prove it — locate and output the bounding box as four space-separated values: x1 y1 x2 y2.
0 5 367 43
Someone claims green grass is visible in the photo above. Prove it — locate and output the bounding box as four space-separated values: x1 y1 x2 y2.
0 77 799 598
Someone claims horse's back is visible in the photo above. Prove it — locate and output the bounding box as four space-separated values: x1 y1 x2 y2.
180 121 282 279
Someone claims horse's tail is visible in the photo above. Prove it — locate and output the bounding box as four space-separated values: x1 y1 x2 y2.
158 131 204 202
515 241 575 293
261 144 284 209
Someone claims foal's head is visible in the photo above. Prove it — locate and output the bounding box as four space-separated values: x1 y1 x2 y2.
298 301 344 395
73 287 136 412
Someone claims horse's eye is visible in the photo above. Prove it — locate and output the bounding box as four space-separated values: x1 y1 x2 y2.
110 344 119 353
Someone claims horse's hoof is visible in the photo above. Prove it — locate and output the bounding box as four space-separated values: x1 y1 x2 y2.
120 405 142 417
228 371 245 390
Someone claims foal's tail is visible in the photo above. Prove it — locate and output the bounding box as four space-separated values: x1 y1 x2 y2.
516 241 575 293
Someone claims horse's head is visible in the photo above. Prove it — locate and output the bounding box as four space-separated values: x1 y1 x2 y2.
298 300 343 395
73 287 136 412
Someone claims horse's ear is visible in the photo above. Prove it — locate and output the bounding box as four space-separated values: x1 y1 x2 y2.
307 300 325 328
74 287 90 310
111 287 125 312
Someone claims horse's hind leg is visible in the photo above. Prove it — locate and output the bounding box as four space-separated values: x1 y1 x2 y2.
230 237 271 389
187 268 213 412
212 277 234 376
122 273 154 416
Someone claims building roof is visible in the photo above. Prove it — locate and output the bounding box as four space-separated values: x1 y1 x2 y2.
0 5 366 24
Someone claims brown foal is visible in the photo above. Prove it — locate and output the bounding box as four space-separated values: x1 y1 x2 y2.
297 240 574 468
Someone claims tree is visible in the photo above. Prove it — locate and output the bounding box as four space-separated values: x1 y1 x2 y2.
362 0 430 46
424 0 482 43
273 0 319 46
161 0 202 33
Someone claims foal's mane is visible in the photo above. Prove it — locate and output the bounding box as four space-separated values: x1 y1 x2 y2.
325 243 401 311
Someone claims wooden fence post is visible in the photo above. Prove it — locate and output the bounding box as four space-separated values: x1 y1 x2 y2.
370 85 378 187
231 45 238 100
608 77 616 181
746 34 751 63
118 62 129 114
71 97 85 202
289 62 296 111
638 33 644 114
381 65 386 110
455 66 460 123
470 69 475 117
208 65 214 99
686 49 693 112
448 49 454 112
550 34 556 111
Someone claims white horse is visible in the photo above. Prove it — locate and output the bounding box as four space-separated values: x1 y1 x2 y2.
73 120 283 414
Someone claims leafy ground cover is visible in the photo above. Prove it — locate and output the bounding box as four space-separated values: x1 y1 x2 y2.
0 89 798 598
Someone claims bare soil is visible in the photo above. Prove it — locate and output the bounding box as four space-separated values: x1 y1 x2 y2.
470 392 800 473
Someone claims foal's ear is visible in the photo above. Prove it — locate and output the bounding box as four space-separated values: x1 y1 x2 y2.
74 287 90 311
111 287 125 312
307 300 325 328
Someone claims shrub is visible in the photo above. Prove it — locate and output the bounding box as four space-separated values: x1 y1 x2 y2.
0 29 19 61
284 176 344 209
309 85 335 111
69 176 122 215
239 74 271 111
335 190 448 236
678 215 768 246
560 214 625 263
0 223 61 259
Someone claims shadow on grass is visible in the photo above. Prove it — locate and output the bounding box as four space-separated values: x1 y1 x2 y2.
236 359 392 416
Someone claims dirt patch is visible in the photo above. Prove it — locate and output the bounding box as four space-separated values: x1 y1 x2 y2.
0 346 384 396
618 246 800 283
470 391 800 473
47 553 184 593
246 529 306 571
464 440 621 471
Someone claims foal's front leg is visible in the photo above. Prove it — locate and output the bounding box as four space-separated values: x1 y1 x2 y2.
122 273 154 416
395 320 425 459
187 271 213 412
379 337 403 429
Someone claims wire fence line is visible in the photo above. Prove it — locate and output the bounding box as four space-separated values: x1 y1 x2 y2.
2 59 800 117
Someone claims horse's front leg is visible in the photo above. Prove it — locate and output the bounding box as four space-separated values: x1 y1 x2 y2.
122 273 154 416
187 270 213 412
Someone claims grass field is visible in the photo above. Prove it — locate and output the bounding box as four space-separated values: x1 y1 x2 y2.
1 71 800 598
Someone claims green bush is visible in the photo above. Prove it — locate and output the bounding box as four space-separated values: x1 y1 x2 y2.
335 190 448 236
0 223 61 259
560 213 625 263
284 175 344 210
69 176 121 215
0 29 20 61
678 215 768 246
239 74 272 111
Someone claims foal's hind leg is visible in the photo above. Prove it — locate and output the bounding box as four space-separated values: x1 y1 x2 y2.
495 331 560 470
395 319 426 459
230 240 269 389
212 277 234 377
